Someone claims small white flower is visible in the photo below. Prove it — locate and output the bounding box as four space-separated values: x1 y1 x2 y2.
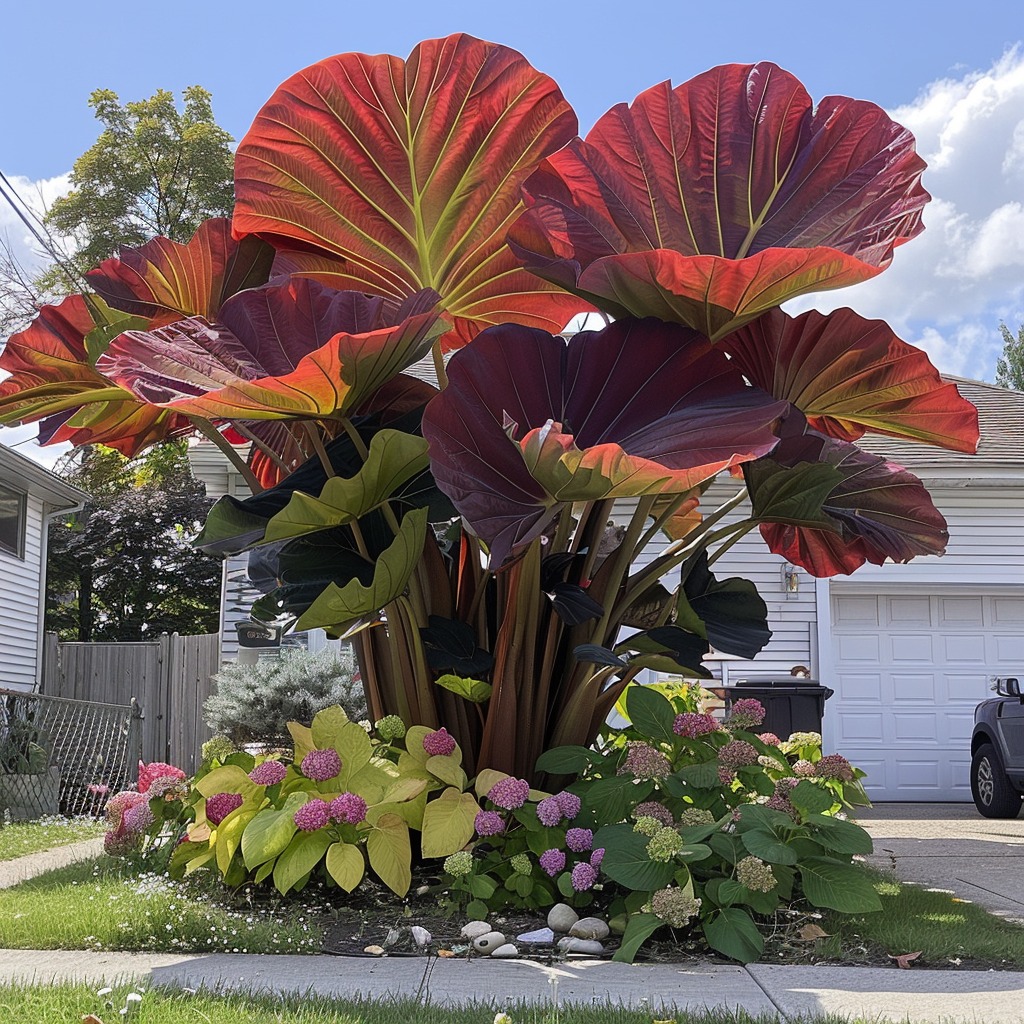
494 1013 514 1024
97 987 113 998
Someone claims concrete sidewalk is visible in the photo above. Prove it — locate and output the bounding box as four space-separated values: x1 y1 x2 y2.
2 947 1024 1023
857 803 1024 921
0 837 103 889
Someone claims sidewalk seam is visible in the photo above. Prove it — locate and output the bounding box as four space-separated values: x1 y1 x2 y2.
743 967 789 1022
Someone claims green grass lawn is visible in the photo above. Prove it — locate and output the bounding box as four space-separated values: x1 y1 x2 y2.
0 984 832 1024
820 867 1024 969
0 816 104 861
0 856 321 954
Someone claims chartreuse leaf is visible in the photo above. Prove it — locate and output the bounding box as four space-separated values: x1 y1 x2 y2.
311 705 350 749
265 430 429 543
241 793 309 869
334 721 374 790
420 787 480 858
435 674 492 703
195 765 260 805
287 722 315 763
274 829 334 895
215 811 256 876
624 684 677 745
594 824 677 892
326 842 365 892
799 858 882 913
296 508 428 632
703 907 764 963
366 812 412 896
425 755 468 790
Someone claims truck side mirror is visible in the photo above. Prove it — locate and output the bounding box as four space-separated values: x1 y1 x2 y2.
997 677 1022 700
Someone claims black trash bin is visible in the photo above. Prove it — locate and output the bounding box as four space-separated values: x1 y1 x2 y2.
725 678 834 737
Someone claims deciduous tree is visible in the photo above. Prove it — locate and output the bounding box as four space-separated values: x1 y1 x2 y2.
996 322 1024 390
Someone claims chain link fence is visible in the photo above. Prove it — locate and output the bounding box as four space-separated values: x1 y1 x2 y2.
0 687 143 820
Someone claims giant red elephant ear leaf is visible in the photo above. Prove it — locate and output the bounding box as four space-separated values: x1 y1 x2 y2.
720 307 979 453
508 63 929 339
0 293 184 456
422 317 788 567
744 429 948 576
232 33 586 350
86 217 274 324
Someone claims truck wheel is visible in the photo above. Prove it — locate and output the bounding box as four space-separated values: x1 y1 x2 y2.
971 743 1022 819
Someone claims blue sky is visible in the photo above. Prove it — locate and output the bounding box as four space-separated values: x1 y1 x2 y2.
3 0 1024 462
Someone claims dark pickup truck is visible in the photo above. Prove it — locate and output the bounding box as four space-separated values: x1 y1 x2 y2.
972 676 1024 818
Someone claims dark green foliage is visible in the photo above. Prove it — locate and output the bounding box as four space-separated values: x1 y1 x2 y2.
45 442 221 641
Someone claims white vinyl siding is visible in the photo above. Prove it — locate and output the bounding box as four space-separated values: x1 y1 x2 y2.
0 492 46 691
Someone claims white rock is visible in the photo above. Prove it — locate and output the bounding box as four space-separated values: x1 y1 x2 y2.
547 903 579 933
460 920 492 940
517 927 555 944
557 936 605 955
411 926 432 947
473 930 507 954
569 916 609 941
491 942 519 958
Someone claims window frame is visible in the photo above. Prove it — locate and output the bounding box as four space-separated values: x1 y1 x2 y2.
0 482 27 560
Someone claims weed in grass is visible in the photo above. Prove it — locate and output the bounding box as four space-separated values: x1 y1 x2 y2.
0 855 323 954
0 816 104 861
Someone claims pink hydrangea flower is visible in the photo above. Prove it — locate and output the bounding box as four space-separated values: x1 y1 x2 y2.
565 827 593 852
138 761 186 795
618 741 671 780
793 759 816 777
422 727 457 757
633 801 674 827
122 801 155 834
474 810 506 836
539 848 566 876
816 754 855 781
205 792 244 825
330 792 368 824
249 760 288 786
294 798 331 831
554 791 581 819
536 796 563 827
104 790 146 827
301 748 342 782
487 776 530 810
571 861 598 891
757 732 781 746
718 739 759 770
673 712 719 738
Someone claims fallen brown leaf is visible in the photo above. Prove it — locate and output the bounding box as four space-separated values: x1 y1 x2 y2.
436 949 455 958
82 1016 105 1024
888 951 922 969
798 924 829 941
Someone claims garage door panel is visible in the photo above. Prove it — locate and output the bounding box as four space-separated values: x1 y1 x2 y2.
831 590 1022 801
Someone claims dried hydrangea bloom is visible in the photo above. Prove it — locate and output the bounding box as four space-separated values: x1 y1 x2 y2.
815 753 855 781
718 739 759 770
618 741 671 780
329 792 368 824
725 698 765 730
293 798 331 831
422 727 457 757
646 826 684 862
205 791 244 826
301 748 342 782
673 712 719 738
736 855 777 892
104 828 140 856
793 759 817 777
646 886 702 927
487 776 530 810
249 760 288 786
444 851 474 877
757 732 781 746
147 775 190 801
539 848 566 876
633 801 674 827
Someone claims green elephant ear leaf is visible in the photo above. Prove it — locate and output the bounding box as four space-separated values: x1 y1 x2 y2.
265 430 429 543
745 458 844 531
325 841 365 892
420 787 480 858
295 508 428 633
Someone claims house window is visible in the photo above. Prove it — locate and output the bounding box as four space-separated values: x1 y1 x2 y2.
0 483 27 559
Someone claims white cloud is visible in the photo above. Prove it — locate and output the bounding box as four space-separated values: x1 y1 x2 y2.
791 48 1024 383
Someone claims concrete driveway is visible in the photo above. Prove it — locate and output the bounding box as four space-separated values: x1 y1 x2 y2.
855 803 1024 921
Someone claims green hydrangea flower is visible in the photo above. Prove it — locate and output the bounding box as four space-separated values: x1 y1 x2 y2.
677 807 714 827
443 851 474 877
736 855 777 893
510 853 532 875
633 815 662 837
645 886 702 927
201 735 236 764
646 826 684 862
375 715 407 741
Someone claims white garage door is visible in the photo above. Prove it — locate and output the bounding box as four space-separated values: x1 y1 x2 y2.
829 590 1024 801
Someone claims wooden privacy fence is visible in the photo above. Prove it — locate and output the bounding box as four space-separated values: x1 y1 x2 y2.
41 632 220 774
